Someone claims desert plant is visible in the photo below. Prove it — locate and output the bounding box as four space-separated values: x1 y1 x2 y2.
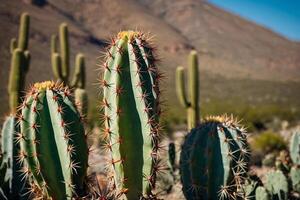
255 186 270 200
19 81 88 199
265 170 289 200
100 31 162 199
289 131 300 193
176 50 200 130
251 131 287 154
179 115 250 200
0 12 31 199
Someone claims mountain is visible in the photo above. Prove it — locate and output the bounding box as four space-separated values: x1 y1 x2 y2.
1 0 300 124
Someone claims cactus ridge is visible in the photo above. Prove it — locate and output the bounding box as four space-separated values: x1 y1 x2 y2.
179 115 250 200
19 81 88 199
101 31 162 199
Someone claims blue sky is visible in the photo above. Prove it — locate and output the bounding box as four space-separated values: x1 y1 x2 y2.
208 0 300 41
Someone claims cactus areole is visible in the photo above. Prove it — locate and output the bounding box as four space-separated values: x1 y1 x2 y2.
180 116 250 200
101 31 162 199
19 81 88 199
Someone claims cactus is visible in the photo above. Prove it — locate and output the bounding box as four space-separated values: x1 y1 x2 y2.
255 186 270 200
100 31 162 199
51 23 85 88
265 170 289 200
75 88 88 117
168 142 176 172
0 12 31 199
19 81 88 199
179 115 250 200
290 131 300 166
242 179 259 200
290 167 300 193
176 50 199 130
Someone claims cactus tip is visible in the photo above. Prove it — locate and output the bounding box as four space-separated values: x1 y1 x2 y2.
117 31 141 40
33 81 56 91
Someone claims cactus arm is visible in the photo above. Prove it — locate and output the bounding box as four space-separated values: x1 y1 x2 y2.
17 13 30 51
10 38 17 54
51 34 58 54
24 50 31 73
74 88 88 117
188 51 200 128
8 49 25 113
71 54 85 89
51 53 63 82
176 67 190 108
59 23 70 83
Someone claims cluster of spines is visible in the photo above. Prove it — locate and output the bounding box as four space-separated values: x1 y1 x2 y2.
16 81 88 199
99 31 164 199
176 50 200 130
180 115 250 200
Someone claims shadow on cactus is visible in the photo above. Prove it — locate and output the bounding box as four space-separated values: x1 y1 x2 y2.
18 81 88 199
179 115 250 200
99 31 163 199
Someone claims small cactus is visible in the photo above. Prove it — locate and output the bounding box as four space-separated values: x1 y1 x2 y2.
179 115 250 200
290 167 300 193
168 142 176 172
100 31 162 199
176 50 200 130
255 186 270 200
19 81 88 199
265 170 289 200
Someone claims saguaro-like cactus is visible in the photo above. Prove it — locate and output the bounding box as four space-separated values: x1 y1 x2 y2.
176 50 199 130
51 23 85 88
179 115 250 200
19 81 88 199
100 31 162 199
0 12 31 199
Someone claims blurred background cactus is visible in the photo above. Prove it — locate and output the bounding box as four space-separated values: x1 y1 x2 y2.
0 12 31 199
176 50 199 130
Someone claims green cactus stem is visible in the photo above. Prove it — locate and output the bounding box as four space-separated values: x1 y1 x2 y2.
176 50 199 130
19 81 88 199
255 186 270 200
0 116 27 199
10 38 17 54
290 131 300 166
59 23 70 82
265 170 289 200
100 31 162 200
74 88 88 117
71 53 86 89
290 167 300 193
179 115 250 200
17 13 30 51
168 142 176 172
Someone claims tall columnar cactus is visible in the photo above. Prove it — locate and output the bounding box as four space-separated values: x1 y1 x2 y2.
176 50 199 130
265 170 289 200
100 31 162 199
179 115 250 200
0 12 31 199
19 81 88 199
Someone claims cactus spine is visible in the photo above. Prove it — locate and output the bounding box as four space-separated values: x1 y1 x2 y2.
179 115 250 200
100 31 162 199
176 50 199 130
0 12 31 199
19 81 88 199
